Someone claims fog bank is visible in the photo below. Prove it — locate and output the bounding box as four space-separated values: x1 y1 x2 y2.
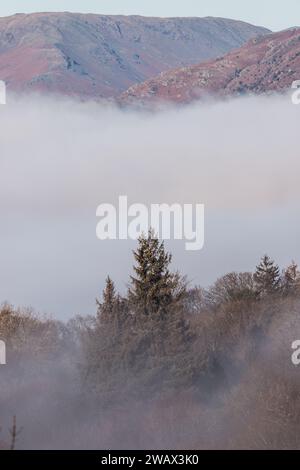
0 93 299 318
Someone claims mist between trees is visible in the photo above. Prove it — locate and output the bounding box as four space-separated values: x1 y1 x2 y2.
1 93 300 317
1 231 300 450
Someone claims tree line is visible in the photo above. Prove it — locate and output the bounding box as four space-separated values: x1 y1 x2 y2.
1 231 300 448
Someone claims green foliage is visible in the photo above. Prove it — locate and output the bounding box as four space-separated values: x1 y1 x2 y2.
128 230 186 316
254 255 281 296
282 261 300 294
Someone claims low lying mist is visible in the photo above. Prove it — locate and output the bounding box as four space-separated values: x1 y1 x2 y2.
1 92 300 449
0 92 299 318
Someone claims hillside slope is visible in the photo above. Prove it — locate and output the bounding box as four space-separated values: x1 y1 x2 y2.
120 28 300 106
0 13 270 98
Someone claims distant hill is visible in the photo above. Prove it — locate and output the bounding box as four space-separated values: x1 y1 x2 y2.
120 28 300 106
0 12 270 98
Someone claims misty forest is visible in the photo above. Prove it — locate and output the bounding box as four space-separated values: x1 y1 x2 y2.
0 8 300 452
1 230 300 449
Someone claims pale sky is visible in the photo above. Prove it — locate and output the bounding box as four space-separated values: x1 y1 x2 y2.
0 0 299 32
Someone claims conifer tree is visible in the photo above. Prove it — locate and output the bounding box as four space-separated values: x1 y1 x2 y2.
282 261 300 294
128 230 185 316
254 255 281 296
96 276 117 324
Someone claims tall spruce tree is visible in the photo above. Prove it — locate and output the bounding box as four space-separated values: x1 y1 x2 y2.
96 276 117 324
254 255 281 296
128 230 185 316
282 261 300 294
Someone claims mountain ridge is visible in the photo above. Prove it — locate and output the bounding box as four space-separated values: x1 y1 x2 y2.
119 27 300 106
0 12 270 98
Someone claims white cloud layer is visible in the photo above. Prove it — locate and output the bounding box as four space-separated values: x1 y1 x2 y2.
0 93 299 317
